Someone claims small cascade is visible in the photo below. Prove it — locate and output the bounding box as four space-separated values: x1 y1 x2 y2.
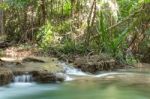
59 62 94 81
65 75 74 81
61 63 88 76
13 74 33 83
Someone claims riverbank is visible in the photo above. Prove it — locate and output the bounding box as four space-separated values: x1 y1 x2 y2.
0 56 66 85
0 44 149 86
0 44 126 72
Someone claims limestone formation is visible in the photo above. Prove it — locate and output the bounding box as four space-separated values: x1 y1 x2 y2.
0 67 13 85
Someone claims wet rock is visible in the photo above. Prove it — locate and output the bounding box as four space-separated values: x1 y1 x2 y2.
55 73 66 82
32 71 65 83
74 54 122 73
0 67 13 85
0 57 64 84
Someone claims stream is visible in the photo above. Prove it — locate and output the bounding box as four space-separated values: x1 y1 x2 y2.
1 63 150 99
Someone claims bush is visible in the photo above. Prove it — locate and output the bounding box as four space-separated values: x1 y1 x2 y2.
36 22 53 49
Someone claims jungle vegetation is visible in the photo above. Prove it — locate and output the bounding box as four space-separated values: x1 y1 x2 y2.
0 0 150 64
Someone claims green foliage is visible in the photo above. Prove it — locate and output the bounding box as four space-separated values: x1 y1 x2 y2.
58 38 86 54
55 20 71 34
0 2 9 10
5 0 31 9
139 0 150 3
50 0 71 17
117 0 138 18
126 55 138 65
36 22 53 49
60 38 76 54
97 8 135 63
2 0 150 65
63 0 71 16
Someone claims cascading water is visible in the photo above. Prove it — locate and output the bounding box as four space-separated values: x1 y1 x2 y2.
59 62 120 81
60 63 91 81
58 62 91 81
60 62 123 81
62 63 87 76
13 74 33 83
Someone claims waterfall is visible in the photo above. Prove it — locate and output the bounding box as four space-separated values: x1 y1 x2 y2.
13 74 33 83
61 63 88 76
60 63 125 81
60 63 93 81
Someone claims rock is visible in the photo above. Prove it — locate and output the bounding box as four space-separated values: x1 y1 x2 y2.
0 67 13 85
55 73 66 82
0 41 11 49
0 57 64 84
22 57 45 63
74 54 121 73
0 58 22 67
32 71 65 83
32 71 55 83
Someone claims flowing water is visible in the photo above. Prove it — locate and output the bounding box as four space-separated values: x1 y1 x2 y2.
13 74 33 83
1 63 150 99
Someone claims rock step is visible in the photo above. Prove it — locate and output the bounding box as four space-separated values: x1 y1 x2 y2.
0 67 13 85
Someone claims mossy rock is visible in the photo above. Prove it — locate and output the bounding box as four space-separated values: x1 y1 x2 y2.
0 67 13 85
74 54 122 73
32 71 65 83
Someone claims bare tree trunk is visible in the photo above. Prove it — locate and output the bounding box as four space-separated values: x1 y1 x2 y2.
85 0 97 47
0 0 4 35
40 0 46 24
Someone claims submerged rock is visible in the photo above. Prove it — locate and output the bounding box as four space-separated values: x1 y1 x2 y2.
0 67 13 85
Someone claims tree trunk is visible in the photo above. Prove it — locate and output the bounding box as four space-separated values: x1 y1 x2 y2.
85 0 97 47
40 0 46 24
0 0 4 35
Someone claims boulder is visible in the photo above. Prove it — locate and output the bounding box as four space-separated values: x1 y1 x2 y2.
0 67 13 85
32 71 65 83
74 54 122 73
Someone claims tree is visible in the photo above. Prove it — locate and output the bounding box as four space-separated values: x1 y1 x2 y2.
0 0 4 35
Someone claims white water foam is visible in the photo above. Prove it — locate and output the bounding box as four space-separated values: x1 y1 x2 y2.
13 74 33 83
60 62 122 81
65 75 74 81
95 72 121 78
61 63 88 76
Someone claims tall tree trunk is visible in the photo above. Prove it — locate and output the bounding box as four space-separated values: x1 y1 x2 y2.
85 0 97 47
0 0 4 35
40 0 46 24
